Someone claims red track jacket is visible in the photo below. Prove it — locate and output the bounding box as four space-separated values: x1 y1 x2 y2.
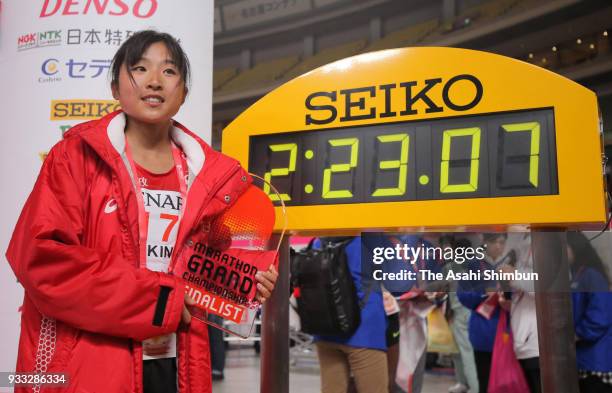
6 110 250 393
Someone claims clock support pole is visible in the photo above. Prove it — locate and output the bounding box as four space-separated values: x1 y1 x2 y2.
532 229 579 393
261 234 290 393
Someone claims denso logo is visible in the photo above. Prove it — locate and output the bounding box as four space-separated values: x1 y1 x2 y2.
40 0 158 18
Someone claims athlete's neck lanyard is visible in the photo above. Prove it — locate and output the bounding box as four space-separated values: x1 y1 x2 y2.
124 134 188 269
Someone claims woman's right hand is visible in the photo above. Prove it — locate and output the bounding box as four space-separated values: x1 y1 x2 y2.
143 335 172 356
182 293 196 325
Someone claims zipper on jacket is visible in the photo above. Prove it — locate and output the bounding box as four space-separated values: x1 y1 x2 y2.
110 172 140 267
168 163 242 274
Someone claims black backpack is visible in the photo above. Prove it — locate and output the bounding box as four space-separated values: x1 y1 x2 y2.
290 237 362 336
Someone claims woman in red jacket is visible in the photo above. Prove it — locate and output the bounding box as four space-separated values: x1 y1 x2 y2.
6 30 278 393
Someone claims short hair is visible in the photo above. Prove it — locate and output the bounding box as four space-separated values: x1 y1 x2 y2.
567 231 610 286
439 235 456 248
482 233 507 243
110 30 191 89
455 238 473 248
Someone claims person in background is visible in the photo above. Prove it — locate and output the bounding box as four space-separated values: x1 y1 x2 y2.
497 233 541 393
385 234 441 393
439 235 479 393
567 232 612 393
457 233 506 393
383 289 402 393
314 237 388 393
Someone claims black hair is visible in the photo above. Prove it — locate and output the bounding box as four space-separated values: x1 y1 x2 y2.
482 233 507 243
110 30 190 89
439 234 456 248
567 231 610 286
455 238 473 249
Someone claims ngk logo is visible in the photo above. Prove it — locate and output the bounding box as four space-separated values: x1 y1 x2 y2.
17 31 61 51
18 34 37 45
40 0 158 18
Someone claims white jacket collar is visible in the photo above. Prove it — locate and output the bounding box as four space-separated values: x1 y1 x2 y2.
106 112 205 176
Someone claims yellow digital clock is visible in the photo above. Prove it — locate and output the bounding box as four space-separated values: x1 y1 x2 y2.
249 108 555 205
222 48 606 233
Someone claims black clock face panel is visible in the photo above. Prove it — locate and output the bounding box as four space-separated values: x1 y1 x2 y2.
248 108 558 206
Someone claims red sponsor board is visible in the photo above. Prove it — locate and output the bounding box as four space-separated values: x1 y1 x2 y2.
185 284 246 324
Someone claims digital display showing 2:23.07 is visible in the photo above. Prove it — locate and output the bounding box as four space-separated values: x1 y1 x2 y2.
249 109 558 206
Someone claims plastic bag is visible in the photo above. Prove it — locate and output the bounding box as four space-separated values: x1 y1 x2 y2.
488 309 530 393
395 292 435 393
427 306 458 354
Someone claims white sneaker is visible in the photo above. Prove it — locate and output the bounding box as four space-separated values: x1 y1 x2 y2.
448 383 468 393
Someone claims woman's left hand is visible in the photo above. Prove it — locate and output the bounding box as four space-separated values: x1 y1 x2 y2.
255 264 278 304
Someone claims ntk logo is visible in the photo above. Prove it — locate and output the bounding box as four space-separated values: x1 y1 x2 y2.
17 30 61 51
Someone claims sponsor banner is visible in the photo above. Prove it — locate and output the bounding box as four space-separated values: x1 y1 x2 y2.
39 57 112 83
222 0 311 30
50 99 121 120
19 28 143 52
0 0 213 375
216 0 348 33
313 0 347 8
38 0 159 18
17 30 62 51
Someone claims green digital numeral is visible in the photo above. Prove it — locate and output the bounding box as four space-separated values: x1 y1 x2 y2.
322 138 359 199
502 122 540 187
372 134 409 197
440 127 481 193
264 143 297 201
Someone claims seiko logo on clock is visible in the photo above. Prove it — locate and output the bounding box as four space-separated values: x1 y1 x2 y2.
305 74 483 126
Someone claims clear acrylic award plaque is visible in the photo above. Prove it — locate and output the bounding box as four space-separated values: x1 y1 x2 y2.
174 174 286 338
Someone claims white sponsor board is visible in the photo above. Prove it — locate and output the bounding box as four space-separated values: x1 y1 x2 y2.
0 0 213 382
